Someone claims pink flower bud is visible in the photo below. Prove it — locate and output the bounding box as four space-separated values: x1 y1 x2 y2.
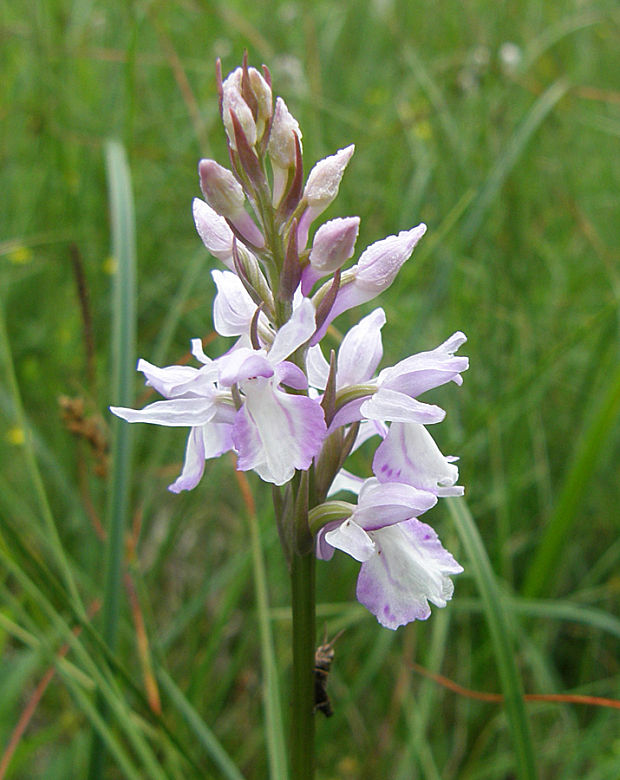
268 97 302 168
222 69 257 150
355 223 426 292
222 66 273 150
192 198 235 269
297 145 355 247
198 160 265 248
301 216 360 294
309 217 360 274
304 145 355 211
268 97 303 206
311 224 426 344
199 159 245 217
248 68 273 140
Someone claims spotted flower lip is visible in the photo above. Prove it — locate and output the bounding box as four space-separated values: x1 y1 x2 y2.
111 298 328 489
356 518 463 629
373 421 464 497
315 475 461 629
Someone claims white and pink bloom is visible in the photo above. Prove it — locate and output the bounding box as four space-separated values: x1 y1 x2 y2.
111 57 469 632
315 476 462 629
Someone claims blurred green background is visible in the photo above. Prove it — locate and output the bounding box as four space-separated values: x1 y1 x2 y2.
2 0 620 777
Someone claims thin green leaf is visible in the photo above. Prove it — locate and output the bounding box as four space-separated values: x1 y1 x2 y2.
247 497 288 779
89 138 137 779
462 79 569 242
523 362 620 598
448 497 537 780
157 666 246 780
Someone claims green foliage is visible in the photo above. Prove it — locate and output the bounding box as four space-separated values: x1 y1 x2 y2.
2 0 620 777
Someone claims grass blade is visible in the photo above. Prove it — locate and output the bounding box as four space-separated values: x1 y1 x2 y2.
156 667 246 780
523 362 620 598
462 79 569 242
88 139 137 779
236 471 288 780
448 497 537 780
0 299 83 615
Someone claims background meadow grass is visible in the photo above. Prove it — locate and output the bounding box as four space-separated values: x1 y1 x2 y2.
2 0 620 777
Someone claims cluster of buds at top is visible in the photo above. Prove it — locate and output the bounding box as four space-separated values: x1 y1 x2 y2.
112 56 468 629
195 54 366 333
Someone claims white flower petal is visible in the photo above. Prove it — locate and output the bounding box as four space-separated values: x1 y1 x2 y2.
232 378 326 485
324 518 375 562
356 519 463 629
110 398 215 427
168 427 206 493
360 388 445 424
306 343 330 391
212 269 258 337
337 308 386 387
136 359 200 398
373 422 461 494
268 297 316 366
353 478 437 530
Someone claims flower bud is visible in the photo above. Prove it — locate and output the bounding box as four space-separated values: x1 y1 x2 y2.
222 68 256 149
309 217 360 274
198 159 265 248
248 67 273 140
355 223 426 292
221 66 273 150
297 145 355 248
199 159 245 217
305 144 354 210
301 216 360 294
268 97 303 206
268 97 302 168
311 224 426 343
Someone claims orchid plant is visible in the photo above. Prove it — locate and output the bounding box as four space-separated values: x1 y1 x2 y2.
111 55 468 778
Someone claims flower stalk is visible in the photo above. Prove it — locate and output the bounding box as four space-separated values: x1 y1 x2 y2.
290 550 316 780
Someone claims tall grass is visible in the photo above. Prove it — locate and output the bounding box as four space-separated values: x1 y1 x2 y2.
2 0 619 777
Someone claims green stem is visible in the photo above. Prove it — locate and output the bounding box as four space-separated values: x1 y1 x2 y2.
290 551 316 780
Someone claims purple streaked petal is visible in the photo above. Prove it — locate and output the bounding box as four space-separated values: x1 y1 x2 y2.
110 397 215 427
337 308 386 387
356 518 463 629
353 478 437 530
316 524 337 560
218 347 271 386
275 361 308 390
373 422 461 494
233 378 326 485
328 397 367 433
360 388 446 424
378 332 469 396
324 518 375 562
